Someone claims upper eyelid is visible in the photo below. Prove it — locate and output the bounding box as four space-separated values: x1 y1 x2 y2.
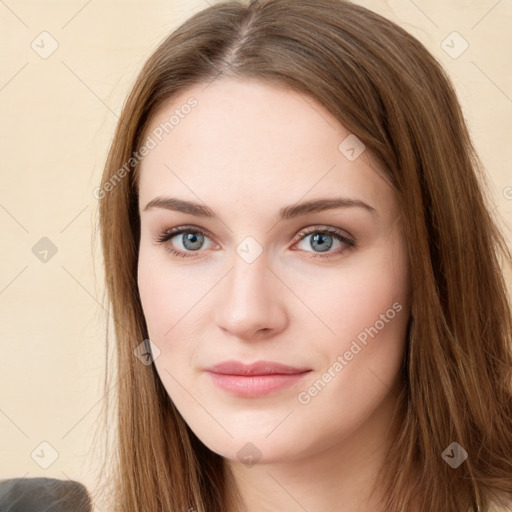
160 225 217 243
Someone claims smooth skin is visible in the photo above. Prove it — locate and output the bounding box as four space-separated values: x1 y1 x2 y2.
137 78 413 512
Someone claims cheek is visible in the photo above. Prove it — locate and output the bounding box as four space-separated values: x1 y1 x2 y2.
290 234 409 348
137 258 197 397
137 245 208 339
290 233 410 411
292 234 410 428
137 248 218 385
137 261 171 338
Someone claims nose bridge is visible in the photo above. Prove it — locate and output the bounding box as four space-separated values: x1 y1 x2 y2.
231 251 268 298
226 252 271 315
215 248 286 337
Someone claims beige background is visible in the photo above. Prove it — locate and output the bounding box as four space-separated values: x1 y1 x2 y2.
1 0 511 508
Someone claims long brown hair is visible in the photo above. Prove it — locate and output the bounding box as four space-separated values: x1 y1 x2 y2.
95 1 512 510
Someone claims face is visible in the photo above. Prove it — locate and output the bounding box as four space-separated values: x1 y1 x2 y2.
137 78 411 465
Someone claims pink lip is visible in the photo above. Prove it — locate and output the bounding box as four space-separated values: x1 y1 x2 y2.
204 360 312 397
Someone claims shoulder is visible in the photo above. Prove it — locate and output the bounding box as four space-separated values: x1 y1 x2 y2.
0 477 91 511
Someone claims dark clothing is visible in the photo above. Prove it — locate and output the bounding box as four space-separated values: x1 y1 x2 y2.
0 478 91 512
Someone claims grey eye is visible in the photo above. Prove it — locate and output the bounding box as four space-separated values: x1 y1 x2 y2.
308 233 334 252
181 232 205 251
296 232 341 254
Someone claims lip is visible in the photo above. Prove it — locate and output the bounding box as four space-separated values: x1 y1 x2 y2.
204 360 312 397
206 360 311 376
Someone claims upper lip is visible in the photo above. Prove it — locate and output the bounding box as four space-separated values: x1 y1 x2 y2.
204 360 311 376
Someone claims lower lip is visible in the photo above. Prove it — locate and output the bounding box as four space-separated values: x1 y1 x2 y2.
206 371 310 397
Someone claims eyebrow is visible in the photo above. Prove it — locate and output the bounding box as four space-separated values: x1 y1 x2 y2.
143 196 377 219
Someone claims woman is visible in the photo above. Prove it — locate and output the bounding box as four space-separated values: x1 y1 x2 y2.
96 0 512 511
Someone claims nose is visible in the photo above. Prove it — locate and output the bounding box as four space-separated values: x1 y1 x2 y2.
215 253 288 341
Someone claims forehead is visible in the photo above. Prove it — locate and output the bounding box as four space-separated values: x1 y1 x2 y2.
137 78 394 216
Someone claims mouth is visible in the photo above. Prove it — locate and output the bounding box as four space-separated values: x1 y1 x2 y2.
203 360 312 397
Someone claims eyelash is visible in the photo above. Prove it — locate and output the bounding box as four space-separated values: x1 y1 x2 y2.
155 225 356 260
